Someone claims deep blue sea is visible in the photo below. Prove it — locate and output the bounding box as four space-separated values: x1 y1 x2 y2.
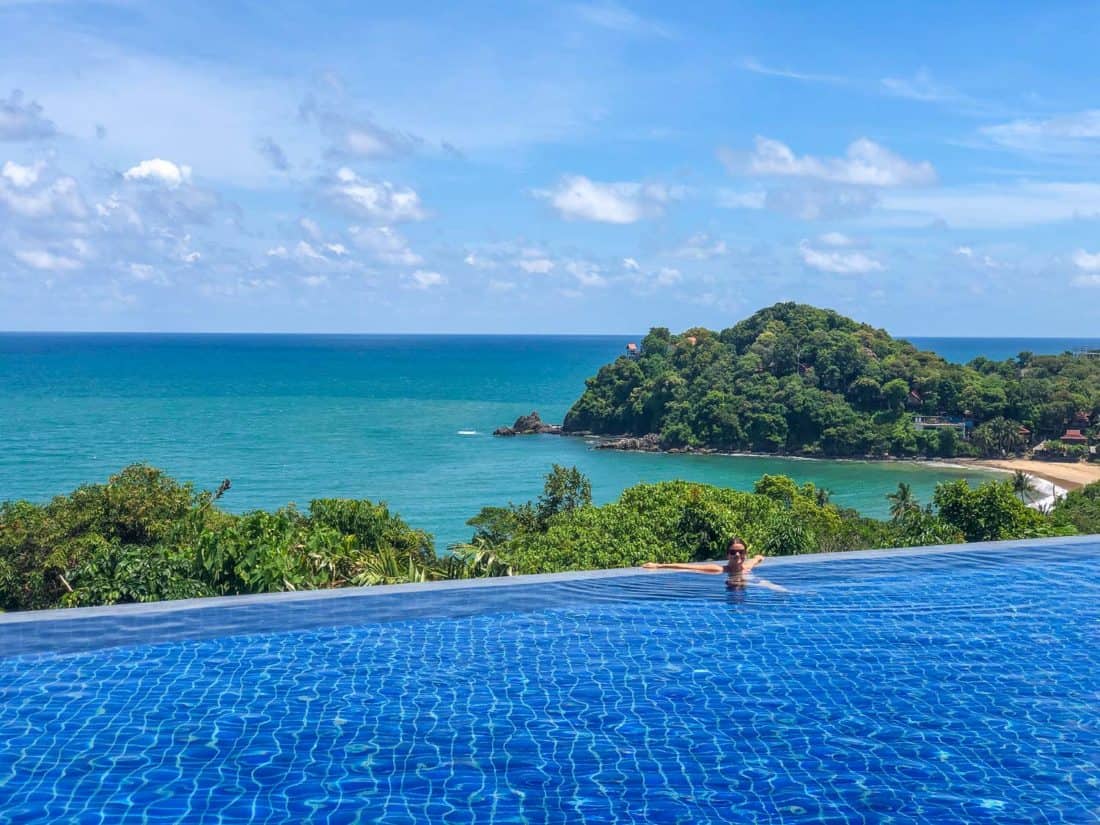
2 334 1097 548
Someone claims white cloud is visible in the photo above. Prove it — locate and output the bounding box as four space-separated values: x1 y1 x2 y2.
487 279 516 291
302 274 329 287
763 186 878 220
564 259 607 286
818 231 854 247
295 240 327 261
799 240 883 274
1072 249 1100 272
123 158 193 188
0 89 57 141
573 2 672 38
622 257 640 271
463 252 495 270
954 246 974 258
1073 273 1100 287
1 159 43 188
655 266 681 285
739 58 843 85
744 137 936 187
349 225 423 265
880 70 958 104
324 168 426 222
674 232 727 259
0 173 86 219
716 188 766 210
299 217 323 240
983 110 1100 153
300 93 422 159
536 175 676 223
518 257 555 274
879 182 1100 228
15 249 82 271
407 269 446 289
256 137 289 171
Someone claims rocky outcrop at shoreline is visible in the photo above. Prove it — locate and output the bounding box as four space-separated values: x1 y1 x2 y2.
593 433 663 452
493 411 563 437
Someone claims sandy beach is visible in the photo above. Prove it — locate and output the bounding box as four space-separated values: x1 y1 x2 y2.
963 458 1100 492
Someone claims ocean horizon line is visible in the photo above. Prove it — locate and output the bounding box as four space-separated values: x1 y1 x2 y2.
3 330 1099 342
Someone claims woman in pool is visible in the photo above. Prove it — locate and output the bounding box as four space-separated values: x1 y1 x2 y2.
642 537 765 587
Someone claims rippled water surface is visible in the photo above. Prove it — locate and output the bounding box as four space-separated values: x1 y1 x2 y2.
1 541 1097 823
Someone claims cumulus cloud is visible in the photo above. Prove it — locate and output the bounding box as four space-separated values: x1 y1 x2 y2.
1072 249 1100 272
744 137 936 187
2 160 44 188
323 168 426 222
407 269 446 289
123 158 193 188
799 239 883 274
349 225 423 265
256 137 290 171
535 175 677 223
983 110 1100 154
0 90 57 141
0 171 86 219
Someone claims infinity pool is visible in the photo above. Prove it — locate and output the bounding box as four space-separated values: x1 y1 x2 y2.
1 538 1098 823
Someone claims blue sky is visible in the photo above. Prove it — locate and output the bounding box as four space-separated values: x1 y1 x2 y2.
2 1 1100 334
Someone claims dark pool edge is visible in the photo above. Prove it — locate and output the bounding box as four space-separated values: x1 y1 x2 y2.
2 533 1096 628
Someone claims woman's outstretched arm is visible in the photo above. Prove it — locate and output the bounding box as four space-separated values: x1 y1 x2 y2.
642 562 725 574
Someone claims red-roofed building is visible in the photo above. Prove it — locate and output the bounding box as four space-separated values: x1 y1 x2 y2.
1062 429 1088 443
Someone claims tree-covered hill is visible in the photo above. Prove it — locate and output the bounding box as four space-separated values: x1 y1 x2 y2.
563 302 1100 458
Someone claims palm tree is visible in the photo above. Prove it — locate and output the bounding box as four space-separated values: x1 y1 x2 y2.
887 482 917 522
1011 470 1032 504
814 486 833 507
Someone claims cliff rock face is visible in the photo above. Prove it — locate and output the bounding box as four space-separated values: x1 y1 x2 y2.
493 412 563 437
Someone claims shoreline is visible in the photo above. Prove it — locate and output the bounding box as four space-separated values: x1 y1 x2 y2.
958 458 1100 492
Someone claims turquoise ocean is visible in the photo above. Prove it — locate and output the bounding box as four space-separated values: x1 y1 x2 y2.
2 334 1098 549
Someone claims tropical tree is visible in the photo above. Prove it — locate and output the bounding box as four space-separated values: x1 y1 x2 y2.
1011 470 1032 504
887 482 918 522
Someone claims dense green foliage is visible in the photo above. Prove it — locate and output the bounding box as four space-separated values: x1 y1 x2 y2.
0 465 506 612
563 302 1100 457
1050 480 1100 534
458 467 1072 575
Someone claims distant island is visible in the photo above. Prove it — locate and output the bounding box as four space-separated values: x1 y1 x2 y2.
550 302 1099 461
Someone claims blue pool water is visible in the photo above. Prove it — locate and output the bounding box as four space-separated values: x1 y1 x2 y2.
1 539 1098 823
